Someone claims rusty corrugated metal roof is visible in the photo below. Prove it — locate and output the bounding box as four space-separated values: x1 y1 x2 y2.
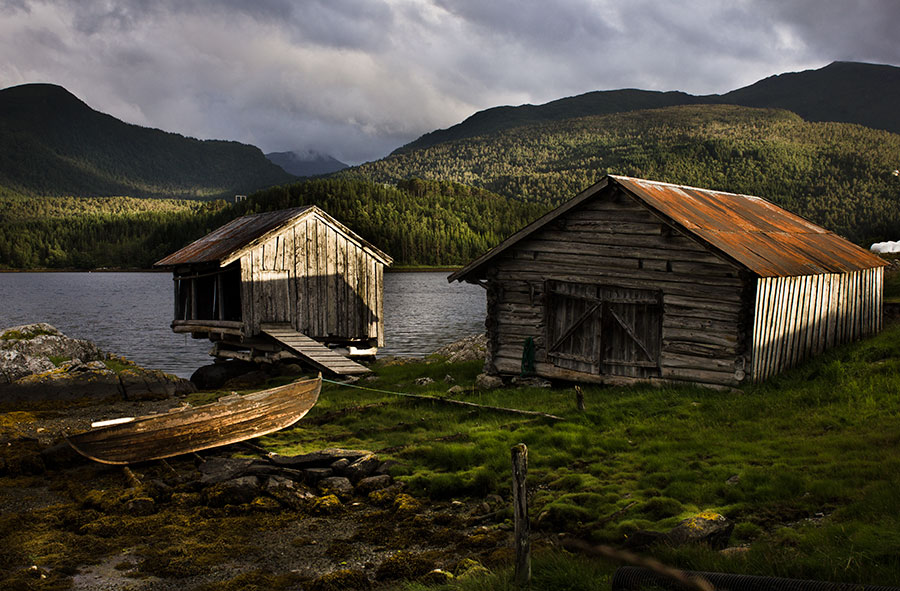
450 175 884 282
613 176 885 276
154 207 313 266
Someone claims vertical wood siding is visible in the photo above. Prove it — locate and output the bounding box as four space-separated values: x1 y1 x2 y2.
751 267 883 382
242 212 386 344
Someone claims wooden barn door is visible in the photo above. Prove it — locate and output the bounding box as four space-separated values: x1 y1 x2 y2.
546 281 661 378
598 286 661 378
546 282 602 374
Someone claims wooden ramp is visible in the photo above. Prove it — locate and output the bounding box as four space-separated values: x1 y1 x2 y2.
260 323 371 376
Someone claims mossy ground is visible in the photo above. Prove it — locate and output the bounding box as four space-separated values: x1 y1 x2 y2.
2 316 900 590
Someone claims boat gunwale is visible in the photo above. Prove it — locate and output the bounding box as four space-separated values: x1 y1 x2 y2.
66 375 322 465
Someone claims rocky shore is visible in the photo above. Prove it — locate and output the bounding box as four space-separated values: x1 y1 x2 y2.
0 329 515 590
1 323 195 403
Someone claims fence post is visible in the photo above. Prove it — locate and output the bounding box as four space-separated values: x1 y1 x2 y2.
512 443 531 587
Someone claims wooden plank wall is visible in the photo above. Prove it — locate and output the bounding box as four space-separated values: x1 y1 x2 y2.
750 267 883 382
290 213 383 344
239 213 384 344
486 187 751 388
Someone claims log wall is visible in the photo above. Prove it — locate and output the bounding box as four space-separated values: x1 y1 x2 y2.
750 267 883 382
240 212 385 345
486 188 751 388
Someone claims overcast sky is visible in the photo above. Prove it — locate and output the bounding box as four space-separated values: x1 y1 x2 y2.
2 0 899 164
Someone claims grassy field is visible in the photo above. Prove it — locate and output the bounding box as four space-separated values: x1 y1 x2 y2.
258 316 900 590
2 274 898 590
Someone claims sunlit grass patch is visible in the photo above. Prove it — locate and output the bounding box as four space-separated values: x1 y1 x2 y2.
248 322 900 586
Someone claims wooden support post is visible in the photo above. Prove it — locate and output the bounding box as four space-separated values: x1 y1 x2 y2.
512 443 530 587
575 385 585 411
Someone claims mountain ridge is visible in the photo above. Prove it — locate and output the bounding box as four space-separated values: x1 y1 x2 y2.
394 61 900 154
0 83 294 199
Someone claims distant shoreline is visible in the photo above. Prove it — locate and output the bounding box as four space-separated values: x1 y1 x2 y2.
0 266 462 273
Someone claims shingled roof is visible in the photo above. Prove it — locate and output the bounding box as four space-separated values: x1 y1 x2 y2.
450 175 885 281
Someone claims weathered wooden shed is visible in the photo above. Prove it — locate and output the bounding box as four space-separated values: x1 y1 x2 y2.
155 206 392 375
450 175 885 388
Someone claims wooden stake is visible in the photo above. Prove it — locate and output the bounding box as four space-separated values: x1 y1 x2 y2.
575 385 585 411
512 443 531 587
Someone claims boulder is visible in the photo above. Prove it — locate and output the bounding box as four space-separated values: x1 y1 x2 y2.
665 511 734 550
275 362 304 377
330 458 351 474
0 324 105 385
344 453 380 483
0 349 55 384
3 361 123 402
189 360 257 390
198 457 255 485
475 373 504 390
223 370 269 390
356 474 392 495
268 448 372 469
303 467 334 484
265 475 315 509
414 377 434 386
511 376 552 388
311 493 342 515
205 475 260 506
431 334 488 363
119 367 196 400
0 323 187 402
318 476 353 499
625 511 734 551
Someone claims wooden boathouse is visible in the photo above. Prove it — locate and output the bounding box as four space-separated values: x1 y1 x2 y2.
450 175 885 388
155 206 392 375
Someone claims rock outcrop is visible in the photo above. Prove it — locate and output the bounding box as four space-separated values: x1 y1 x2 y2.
0 323 194 402
0 323 104 384
431 334 487 363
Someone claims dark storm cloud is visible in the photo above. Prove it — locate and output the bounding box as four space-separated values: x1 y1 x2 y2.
1 0 898 164
761 0 900 65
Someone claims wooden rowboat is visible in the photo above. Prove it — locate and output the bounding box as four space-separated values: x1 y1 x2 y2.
67 374 321 465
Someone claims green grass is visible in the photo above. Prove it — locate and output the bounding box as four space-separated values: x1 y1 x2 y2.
258 321 900 589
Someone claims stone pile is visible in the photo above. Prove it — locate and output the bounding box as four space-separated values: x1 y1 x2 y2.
431 334 488 363
189 448 395 512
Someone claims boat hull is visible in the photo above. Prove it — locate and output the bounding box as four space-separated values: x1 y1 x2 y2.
67 375 321 464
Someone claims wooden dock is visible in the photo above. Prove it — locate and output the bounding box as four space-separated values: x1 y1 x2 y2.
261 323 371 376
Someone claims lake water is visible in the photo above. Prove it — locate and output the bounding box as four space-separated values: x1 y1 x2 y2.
0 271 485 378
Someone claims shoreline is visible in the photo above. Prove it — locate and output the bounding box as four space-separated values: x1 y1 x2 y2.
1 266 463 273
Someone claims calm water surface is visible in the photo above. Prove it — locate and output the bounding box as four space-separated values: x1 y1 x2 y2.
0 272 484 378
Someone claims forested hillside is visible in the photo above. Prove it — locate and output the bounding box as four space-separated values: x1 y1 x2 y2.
0 179 544 269
0 83 294 200
237 178 546 265
396 61 900 153
349 104 900 245
0 196 228 268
